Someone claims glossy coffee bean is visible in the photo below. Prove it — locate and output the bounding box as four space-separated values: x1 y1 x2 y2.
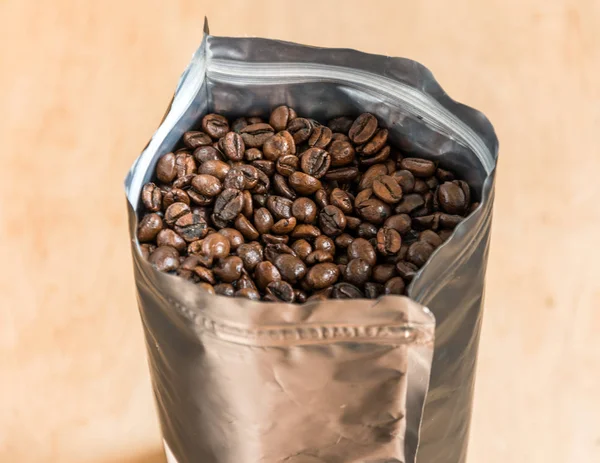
234 214 260 240
356 198 391 225
193 266 216 284
202 114 229 139
265 281 296 302
164 202 191 227
267 196 293 220
372 264 396 284
319 205 347 236
214 189 244 222
349 113 378 144
384 277 405 295
394 194 425 214
331 282 364 299
305 250 334 265
156 152 177 183
288 172 322 195
327 116 354 134
344 258 372 287
140 243 156 260
138 213 163 242
157 229 186 252
305 263 340 290
214 283 235 297
335 233 354 248
183 131 212 149
191 174 222 198
419 230 443 248
438 181 467 215
373 175 403 204
149 246 180 272
308 125 333 149
237 242 264 272
234 288 260 300
291 239 313 261
174 213 208 242
358 128 388 155
376 227 402 255
289 197 316 224
406 241 435 267
162 188 191 209
395 260 419 281
198 159 230 181
400 158 436 178
364 282 384 299
252 160 275 176
328 140 356 167
347 238 377 266
201 233 231 259
263 133 293 161
358 145 391 167
300 148 331 178
324 166 359 182
254 207 274 234
240 123 274 148
287 117 312 144
213 256 243 282
357 223 378 240
218 228 244 250
439 213 463 229
329 188 353 214
264 243 296 263
392 170 415 193
193 145 222 163
314 236 335 254
273 254 307 283
269 105 297 132
142 183 163 212
221 132 245 161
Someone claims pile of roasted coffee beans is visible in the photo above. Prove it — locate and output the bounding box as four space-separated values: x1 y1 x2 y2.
137 107 478 302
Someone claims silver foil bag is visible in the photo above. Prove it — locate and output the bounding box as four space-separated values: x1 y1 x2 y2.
125 27 498 463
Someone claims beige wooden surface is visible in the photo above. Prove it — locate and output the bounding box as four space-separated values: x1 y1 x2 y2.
1 0 599 462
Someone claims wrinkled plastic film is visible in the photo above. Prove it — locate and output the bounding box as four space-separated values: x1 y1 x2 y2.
125 33 498 463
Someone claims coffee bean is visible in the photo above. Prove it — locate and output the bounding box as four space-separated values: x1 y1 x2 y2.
191 174 222 198
305 263 340 290
305 250 334 265
291 239 313 261
456 180 471 207
324 167 359 182
394 194 425 214
231 117 249 133
300 148 331 178
358 164 388 191
276 154 299 177
357 128 388 156
254 207 274 234
270 106 297 132
174 152 197 179
335 233 354 248
372 175 403 203
328 140 356 167
201 233 231 259
253 169 270 194
221 132 245 161
291 197 317 223
240 123 275 148
314 189 329 209
439 213 463 229
331 132 351 144
384 277 405 295
193 265 216 284
183 131 212 149
235 288 261 300
265 281 295 303
344 216 362 230
162 188 191 209
294 289 307 303
140 243 156 260
268 216 295 234
438 229 454 241
329 188 353 214
327 116 353 134
157 229 186 252
289 172 322 195
244 148 262 162
213 256 243 283
364 282 384 299
314 236 335 254
400 158 437 177
202 114 230 139
392 170 415 193
436 167 455 182
412 213 440 231
263 133 293 161
267 196 293 220
308 126 333 149
237 242 264 271
372 264 396 284
357 223 378 239
348 238 377 266
214 189 244 222
262 234 289 245
164 202 191 226
349 113 378 144
273 173 297 200
438 181 467 215
214 283 235 296
193 146 222 164
419 230 443 248
273 254 307 283
149 246 180 272
234 214 260 240
287 117 312 144
142 183 163 212
406 241 435 267
138 213 163 242
358 146 391 167
264 243 296 263
198 159 230 181
174 213 208 242
247 116 263 124
413 179 429 195
241 190 253 217
218 228 244 250
316 205 346 237
253 261 281 290
344 258 372 287
395 260 419 281
356 198 391 225
156 153 177 183
376 227 402 255
331 282 364 299
384 214 412 235
291 224 321 240
426 176 439 190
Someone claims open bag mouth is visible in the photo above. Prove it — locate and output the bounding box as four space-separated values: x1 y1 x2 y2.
124 29 497 463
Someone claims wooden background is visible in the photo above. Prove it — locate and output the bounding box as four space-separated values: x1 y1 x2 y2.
1 0 599 462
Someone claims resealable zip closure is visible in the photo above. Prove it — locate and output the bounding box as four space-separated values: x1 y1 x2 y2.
206 59 495 175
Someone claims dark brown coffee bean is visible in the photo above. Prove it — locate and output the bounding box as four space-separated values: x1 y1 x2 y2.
156 229 186 252
174 213 208 242
329 188 353 214
222 167 245 191
376 227 402 255
192 145 222 164
214 189 244 222
364 282 384 299
392 170 415 193
291 239 313 261
331 282 364 299
305 250 334 265
330 132 351 144
438 181 467 215
201 233 231 259
439 213 463 229
267 196 293 220
438 229 454 241
240 123 275 148
213 256 243 283
306 287 334 301
419 230 443 248
357 223 378 239
348 238 377 266
237 242 264 271
273 173 296 200
245 116 261 124
384 277 406 295
164 202 191 226
426 176 439 190
314 236 335 254
435 167 454 182
137 213 163 242
336 254 350 265
328 140 356 167
372 175 403 204
198 159 230 181
394 194 425 214
290 224 322 240
289 172 322 195
327 116 353 134
142 183 163 212
270 105 297 132
174 152 197 179
273 254 307 283
318 205 346 236
356 198 391 225
395 261 418 281
324 167 359 182
308 125 333 149
232 117 249 133
358 164 387 191
221 132 245 161
269 217 295 235
251 159 275 177
265 281 295 303
412 179 429 195
400 158 437 178
161 188 190 209
149 246 180 272
156 153 177 183
186 242 212 262
343 216 360 230
170 175 194 191
335 233 354 248
254 207 274 234
349 113 378 144
358 146 391 168
263 133 293 161
455 180 471 208
234 214 260 240
218 228 244 250
253 169 270 195
264 243 296 263
234 288 260 300
202 114 229 139
251 195 267 210
183 131 212 149
214 283 235 297
244 148 262 162
344 258 372 287
191 174 222 198
235 274 257 291
372 264 396 284
290 197 317 224
287 117 312 144
241 190 253 218
300 148 331 178
262 234 289 245
358 128 388 156
276 154 299 177
294 289 307 303
406 241 435 267
140 243 156 260
384 214 412 235
305 263 340 290
193 266 216 284
412 214 440 231
253 261 281 290
398 243 410 260
312 189 327 209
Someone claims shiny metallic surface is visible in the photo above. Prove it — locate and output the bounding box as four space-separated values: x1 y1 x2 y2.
125 33 497 463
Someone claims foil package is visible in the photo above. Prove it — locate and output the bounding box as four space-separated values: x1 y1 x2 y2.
125 24 498 463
